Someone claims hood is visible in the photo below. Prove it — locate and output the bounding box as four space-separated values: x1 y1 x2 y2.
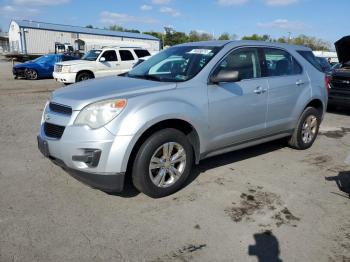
52 76 176 110
14 62 36 68
331 67 350 77
56 60 95 66
335 36 350 64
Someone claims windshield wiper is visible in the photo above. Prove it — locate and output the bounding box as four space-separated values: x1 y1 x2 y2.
128 74 161 82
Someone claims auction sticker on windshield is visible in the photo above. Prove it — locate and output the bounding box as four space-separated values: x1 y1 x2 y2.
188 49 213 55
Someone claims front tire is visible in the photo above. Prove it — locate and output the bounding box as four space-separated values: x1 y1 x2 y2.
25 69 38 80
76 72 93 82
132 128 193 198
288 107 321 150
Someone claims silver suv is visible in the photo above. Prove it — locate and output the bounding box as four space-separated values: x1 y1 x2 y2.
38 41 328 198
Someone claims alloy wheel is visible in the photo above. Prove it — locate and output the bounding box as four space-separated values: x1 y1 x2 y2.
149 142 187 188
301 115 318 144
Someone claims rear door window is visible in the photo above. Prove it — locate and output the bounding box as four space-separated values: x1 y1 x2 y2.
263 48 302 76
119 50 135 61
297 50 323 72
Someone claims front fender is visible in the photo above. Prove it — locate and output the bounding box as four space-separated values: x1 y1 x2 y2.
72 66 95 74
108 97 208 140
105 97 209 172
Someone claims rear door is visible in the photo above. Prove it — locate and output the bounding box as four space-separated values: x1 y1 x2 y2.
117 49 137 75
95 50 119 77
262 48 309 133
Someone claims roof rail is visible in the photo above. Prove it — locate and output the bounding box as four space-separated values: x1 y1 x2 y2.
101 46 143 49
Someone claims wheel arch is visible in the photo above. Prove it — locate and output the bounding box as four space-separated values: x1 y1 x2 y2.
125 118 201 175
76 70 95 81
304 98 325 116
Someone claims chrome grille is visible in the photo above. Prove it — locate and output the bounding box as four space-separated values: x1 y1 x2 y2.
55 65 63 72
49 102 72 116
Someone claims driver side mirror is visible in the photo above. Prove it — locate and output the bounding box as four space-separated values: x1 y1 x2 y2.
210 69 240 84
100 57 106 62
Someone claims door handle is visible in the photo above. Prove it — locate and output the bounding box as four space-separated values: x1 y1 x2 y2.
254 86 267 94
296 80 305 86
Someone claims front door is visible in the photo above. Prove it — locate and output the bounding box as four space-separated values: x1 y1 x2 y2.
95 50 119 78
208 47 269 151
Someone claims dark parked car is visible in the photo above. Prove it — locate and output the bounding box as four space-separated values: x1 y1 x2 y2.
328 36 350 108
316 56 332 73
331 63 341 71
13 54 79 80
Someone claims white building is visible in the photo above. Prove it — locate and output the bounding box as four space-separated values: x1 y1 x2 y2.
0 32 9 53
313 50 338 63
8 20 160 54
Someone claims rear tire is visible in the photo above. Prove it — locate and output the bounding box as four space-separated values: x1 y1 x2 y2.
132 128 193 198
76 72 93 82
288 107 321 150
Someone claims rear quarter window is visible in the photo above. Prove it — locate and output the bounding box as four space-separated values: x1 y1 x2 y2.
134 49 151 58
297 51 323 72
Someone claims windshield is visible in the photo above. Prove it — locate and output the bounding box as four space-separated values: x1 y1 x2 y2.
127 45 222 82
82 49 102 61
33 55 56 64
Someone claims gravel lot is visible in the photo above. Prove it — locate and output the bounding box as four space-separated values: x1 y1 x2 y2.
0 60 349 262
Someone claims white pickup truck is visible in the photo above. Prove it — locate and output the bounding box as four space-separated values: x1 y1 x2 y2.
53 47 151 84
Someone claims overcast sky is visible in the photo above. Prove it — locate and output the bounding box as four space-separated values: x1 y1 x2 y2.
0 0 347 45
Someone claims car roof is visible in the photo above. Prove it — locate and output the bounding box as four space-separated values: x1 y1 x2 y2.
176 40 311 51
101 46 146 50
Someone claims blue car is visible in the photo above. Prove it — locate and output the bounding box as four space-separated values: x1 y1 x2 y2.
13 54 78 80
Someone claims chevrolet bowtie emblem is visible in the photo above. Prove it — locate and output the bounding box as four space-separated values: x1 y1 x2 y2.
44 114 51 121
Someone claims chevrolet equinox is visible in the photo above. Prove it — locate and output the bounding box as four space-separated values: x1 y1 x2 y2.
38 41 328 197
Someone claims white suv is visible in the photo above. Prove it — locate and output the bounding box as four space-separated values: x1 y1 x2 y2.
53 47 151 84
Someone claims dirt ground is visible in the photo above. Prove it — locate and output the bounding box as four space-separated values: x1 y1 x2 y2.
0 60 349 262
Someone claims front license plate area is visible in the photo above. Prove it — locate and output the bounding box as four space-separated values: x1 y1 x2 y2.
37 136 50 157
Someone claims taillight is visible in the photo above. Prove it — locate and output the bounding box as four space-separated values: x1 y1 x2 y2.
325 75 331 93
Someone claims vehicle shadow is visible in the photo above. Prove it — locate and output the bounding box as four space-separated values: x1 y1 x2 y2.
111 139 286 198
108 174 140 198
248 230 283 262
15 77 54 81
325 171 350 198
184 139 286 188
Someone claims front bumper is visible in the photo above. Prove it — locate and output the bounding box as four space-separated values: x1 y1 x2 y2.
13 67 26 78
50 154 125 192
37 122 134 192
37 134 128 192
53 72 77 83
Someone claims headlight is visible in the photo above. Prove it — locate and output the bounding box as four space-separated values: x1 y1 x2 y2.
61 66 71 73
74 99 127 129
